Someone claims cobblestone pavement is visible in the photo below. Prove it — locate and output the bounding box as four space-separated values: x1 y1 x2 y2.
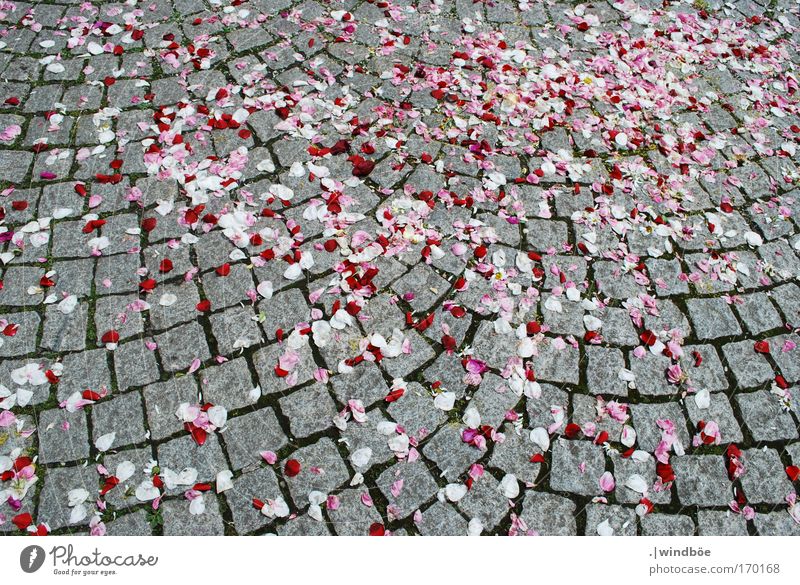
1 0 800 537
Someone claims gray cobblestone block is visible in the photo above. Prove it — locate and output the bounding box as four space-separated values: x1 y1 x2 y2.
519 491 577 535
157 434 228 493
378 459 439 520
37 465 98 530
202 263 254 310
41 303 88 352
330 362 389 408
489 425 543 485
549 438 606 496
771 283 800 326
0 150 33 182
470 373 522 429
423 352 470 399
328 488 383 536
161 495 225 535
340 411 396 472
643 300 691 337
525 383 569 430
101 447 155 510
646 258 689 296
681 344 729 392
252 342 316 394
594 261 641 299
143 376 198 441
114 340 161 390
386 383 445 437
457 473 510 530
641 513 695 536
572 394 624 439
283 438 349 508
697 510 748 536
629 352 673 396
278 383 337 438
106 510 153 536
0 311 40 357
753 511 800 536
685 392 743 443
613 455 671 505
0 266 43 306
770 333 800 383
156 321 211 372
258 287 309 341
200 358 257 411
222 408 287 471
38 408 90 464
585 504 637 536
144 244 193 285
57 349 111 400
208 306 263 355
224 467 282 534
630 402 690 453
735 293 783 335
39 182 83 216
92 392 146 448
759 241 800 281
586 346 628 395
673 455 731 506
735 391 798 442
534 340 580 385
94 253 140 294
277 515 332 536
52 259 94 299
422 426 484 481
417 502 468 536
149 282 201 331
381 330 436 379
524 219 568 251
94 294 145 341
686 297 742 340
786 443 800 466
543 300 585 337
595 308 638 347
740 449 794 504
470 322 518 372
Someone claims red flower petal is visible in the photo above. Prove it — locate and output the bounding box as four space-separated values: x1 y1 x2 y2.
100 476 120 495
185 423 207 446
141 217 157 232
139 278 157 292
385 388 405 402
12 512 33 531
754 340 770 354
284 459 301 477
101 330 120 344
82 390 102 401
656 462 676 483
640 330 658 346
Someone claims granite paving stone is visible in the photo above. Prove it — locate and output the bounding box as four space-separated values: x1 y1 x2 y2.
6 0 800 536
